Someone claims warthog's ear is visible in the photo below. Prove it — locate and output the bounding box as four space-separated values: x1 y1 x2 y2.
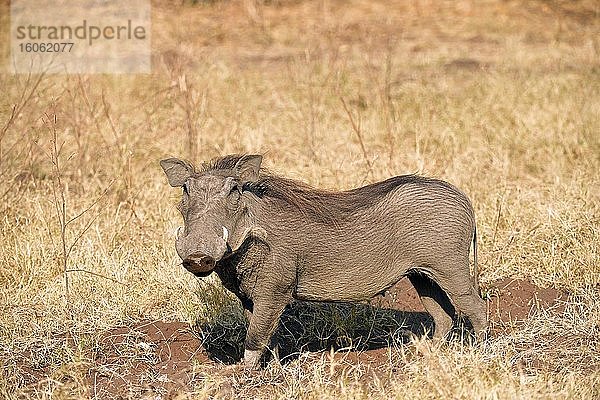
234 154 262 184
160 158 194 187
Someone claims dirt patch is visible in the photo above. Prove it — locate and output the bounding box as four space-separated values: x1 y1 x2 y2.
371 278 425 312
89 321 209 399
486 278 567 326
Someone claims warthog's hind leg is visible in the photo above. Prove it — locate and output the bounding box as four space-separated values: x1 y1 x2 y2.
447 289 488 339
432 269 489 340
408 273 455 340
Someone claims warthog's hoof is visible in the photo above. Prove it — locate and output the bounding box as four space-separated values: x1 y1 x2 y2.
243 349 262 370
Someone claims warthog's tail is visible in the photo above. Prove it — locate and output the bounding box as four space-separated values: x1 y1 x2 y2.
472 225 480 295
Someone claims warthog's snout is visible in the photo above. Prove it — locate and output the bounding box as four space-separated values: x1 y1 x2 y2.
175 225 229 276
182 253 216 277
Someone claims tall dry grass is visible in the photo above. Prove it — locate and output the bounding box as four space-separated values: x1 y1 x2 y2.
1 0 599 398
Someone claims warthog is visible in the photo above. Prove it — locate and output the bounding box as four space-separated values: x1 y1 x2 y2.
160 154 488 369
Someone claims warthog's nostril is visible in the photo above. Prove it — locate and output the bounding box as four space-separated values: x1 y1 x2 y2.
199 256 215 269
182 253 215 274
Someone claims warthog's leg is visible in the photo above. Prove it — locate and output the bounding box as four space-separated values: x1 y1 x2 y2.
433 270 488 339
244 306 280 363
408 274 455 340
243 295 288 370
244 309 253 324
244 349 262 370
447 289 488 338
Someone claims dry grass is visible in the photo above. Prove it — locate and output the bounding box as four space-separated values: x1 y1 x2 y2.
1 0 599 398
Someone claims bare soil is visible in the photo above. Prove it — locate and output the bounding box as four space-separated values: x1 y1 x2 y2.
72 277 565 398
87 321 209 399
487 278 566 324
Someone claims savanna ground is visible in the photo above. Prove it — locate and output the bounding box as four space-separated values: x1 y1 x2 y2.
1 0 599 398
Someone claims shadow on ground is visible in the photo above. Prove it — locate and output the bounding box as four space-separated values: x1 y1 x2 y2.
199 273 567 365
199 301 433 365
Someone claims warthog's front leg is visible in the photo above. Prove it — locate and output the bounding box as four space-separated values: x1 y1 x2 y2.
243 294 289 370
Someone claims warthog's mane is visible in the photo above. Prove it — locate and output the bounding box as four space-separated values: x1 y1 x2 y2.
201 154 445 223
200 154 251 172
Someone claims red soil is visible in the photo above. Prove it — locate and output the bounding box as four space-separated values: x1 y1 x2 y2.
487 278 566 327
89 321 209 399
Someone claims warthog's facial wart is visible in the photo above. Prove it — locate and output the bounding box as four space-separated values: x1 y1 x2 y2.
160 155 262 277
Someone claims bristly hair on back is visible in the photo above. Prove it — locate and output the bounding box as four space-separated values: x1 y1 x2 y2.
200 154 444 224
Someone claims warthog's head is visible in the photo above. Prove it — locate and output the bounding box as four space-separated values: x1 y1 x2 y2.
160 155 262 277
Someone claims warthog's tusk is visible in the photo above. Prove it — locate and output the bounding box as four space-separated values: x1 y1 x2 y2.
222 226 229 243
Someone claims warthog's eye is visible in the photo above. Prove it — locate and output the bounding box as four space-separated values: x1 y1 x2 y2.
222 176 240 195
226 182 241 212
182 182 189 196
